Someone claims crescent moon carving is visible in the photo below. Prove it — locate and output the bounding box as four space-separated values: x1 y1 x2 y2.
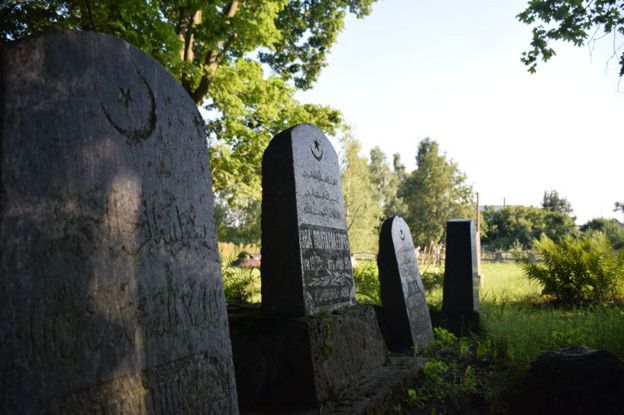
310 138 324 161
400 229 405 240
101 70 157 145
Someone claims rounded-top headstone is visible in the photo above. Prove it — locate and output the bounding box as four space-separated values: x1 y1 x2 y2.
261 124 356 317
378 217 433 351
1 31 238 413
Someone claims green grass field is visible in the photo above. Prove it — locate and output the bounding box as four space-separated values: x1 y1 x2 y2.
478 261 624 369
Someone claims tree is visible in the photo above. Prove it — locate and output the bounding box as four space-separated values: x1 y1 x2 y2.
580 217 624 249
615 201 624 219
517 0 624 77
1 0 376 207
482 205 577 250
542 189 573 215
341 131 382 253
368 147 401 220
398 138 474 247
214 197 261 245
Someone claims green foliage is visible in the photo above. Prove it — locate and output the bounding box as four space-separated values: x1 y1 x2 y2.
542 189 573 215
420 270 444 293
341 131 382 253
615 201 624 218
220 252 260 304
580 217 624 249
214 197 261 244
222 266 259 304
402 328 484 414
482 204 577 251
399 138 474 248
517 0 624 77
208 57 343 206
368 147 403 220
520 233 624 305
260 0 375 89
352 260 381 304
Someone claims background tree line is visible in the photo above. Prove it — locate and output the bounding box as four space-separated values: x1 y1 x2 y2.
341 134 474 253
482 190 624 251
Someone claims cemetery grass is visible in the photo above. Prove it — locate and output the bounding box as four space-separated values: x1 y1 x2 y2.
415 261 624 414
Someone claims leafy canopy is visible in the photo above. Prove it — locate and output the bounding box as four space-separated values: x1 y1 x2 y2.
542 189 573 215
482 204 577 251
580 217 624 249
518 0 624 76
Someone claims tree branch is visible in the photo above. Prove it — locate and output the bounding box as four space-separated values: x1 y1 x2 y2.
190 1 239 104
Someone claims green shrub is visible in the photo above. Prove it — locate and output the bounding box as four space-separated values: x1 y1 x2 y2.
520 233 624 305
353 260 380 304
221 255 260 304
420 270 444 292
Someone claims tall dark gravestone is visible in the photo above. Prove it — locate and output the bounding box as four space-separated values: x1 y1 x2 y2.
261 123 356 316
378 217 433 352
0 31 238 413
442 219 480 321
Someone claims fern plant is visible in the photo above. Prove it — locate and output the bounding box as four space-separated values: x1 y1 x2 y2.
520 233 624 305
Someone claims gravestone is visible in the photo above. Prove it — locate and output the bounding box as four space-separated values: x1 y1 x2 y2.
442 219 480 321
261 123 356 316
0 31 238 413
378 217 433 352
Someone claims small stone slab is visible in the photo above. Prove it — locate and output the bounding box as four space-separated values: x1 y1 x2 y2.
0 31 237 413
378 217 433 352
442 219 480 319
261 124 356 317
520 346 624 415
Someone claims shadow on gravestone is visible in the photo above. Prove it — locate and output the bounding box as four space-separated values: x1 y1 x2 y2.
378 217 433 353
261 123 356 317
0 31 238 414
441 219 480 333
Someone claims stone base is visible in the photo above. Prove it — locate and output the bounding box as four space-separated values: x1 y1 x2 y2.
322 355 425 415
229 304 421 413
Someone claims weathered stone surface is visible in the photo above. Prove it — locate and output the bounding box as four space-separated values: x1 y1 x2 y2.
518 346 624 415
0 31 237 413
323 356 426 415
378 217 433 352
442 219 479 320
229 305 388 411
261 124 356 317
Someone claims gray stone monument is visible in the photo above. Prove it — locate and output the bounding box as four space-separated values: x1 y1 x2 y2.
0 31 238 413
442 219 480 321
261 123 356 316
378 217 433 352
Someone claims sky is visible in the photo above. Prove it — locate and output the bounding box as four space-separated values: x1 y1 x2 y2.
296 0 623 225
